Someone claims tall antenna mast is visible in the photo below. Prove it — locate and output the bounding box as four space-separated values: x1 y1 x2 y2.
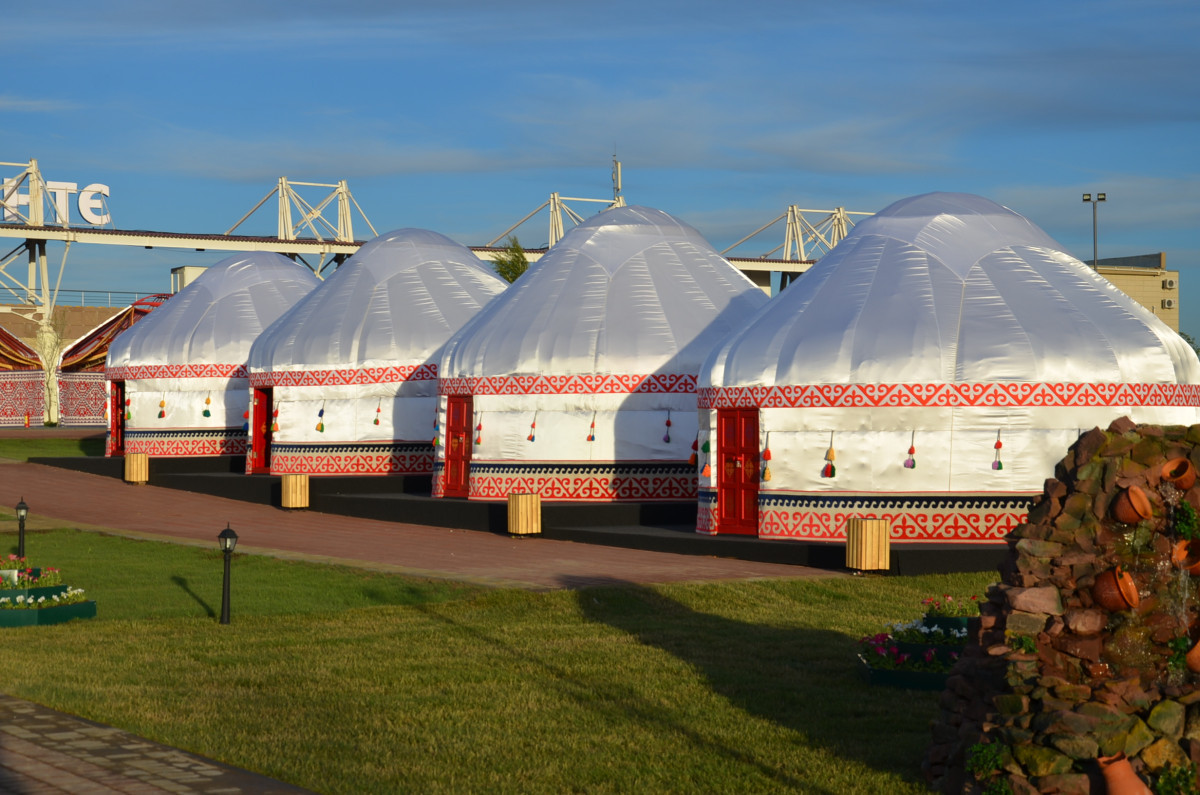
611 152 623 205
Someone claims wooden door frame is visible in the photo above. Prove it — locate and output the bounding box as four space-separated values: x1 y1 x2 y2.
442 395 473 498
109 380 125 456
249 387 273 474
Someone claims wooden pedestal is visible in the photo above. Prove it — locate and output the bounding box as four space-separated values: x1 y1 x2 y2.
846 518 891 571
124 452 149 484
281 474 309 509
507 493 541 535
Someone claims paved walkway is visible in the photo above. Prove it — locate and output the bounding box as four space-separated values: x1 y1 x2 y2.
0 441 838 793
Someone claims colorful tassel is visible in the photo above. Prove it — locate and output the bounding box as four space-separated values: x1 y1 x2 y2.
663 410 671 443
316 402 325 433
125 398 131 421
203 394 211 418
904 431 916 469
587 412 596 442
702 462 711 478
475 413 483 445
763 465 772 482
688 451 697 466
432 417 439 447
992 430 1004 470
701 440 710 454
528 412 537 442
821 432 836 477
374 400 381 426
158 396 166 418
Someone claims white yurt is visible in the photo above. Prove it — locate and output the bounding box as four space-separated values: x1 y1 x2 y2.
246 228 508 476
698 192 1200 543
436 204 770 501
105 252 319 458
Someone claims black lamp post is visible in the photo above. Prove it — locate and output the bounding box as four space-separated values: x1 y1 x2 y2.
218 523 238 625
15 498 28 559
1082 192 1106 269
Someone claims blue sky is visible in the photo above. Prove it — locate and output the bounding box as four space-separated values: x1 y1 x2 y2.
4 0 1199 336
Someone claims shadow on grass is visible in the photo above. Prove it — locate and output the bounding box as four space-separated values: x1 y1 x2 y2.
569 577 938 787
415 596 827 793
170 575 215 618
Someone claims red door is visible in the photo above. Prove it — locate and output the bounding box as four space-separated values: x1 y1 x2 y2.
442 396 473 498
249 387 273 474
109 380 125 456
717 408 759 535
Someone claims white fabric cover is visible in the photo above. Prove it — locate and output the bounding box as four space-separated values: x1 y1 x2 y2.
248 229 508 444
701 191 1200 497
441 204 770 464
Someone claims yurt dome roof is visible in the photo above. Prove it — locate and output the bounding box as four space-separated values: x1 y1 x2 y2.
107 252 319 369
444 204 769 378
249 229 507 371
704 192 1199 389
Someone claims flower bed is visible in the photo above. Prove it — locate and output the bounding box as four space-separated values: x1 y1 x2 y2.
857 597 978 689
0 557 93 628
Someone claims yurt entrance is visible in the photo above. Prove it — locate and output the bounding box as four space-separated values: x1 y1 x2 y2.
249 387 274 474
109 380 126 455
443 395 473 498
717 408 759 535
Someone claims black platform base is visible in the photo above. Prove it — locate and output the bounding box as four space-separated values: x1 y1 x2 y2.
28 455 1007 575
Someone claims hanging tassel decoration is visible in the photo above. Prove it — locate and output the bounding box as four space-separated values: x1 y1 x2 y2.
587 412 596 442
702 458 711 478
202 394 211 418
663 409 672 443
904 431 916 469
992 430 1003 470
475 414 483 445
158 396 166 419
242 409 250 433
432 416 439 447
821 432 836 478
125 397 131 421
374 400 381 426
316 403 325 433
688 436 698 466
271 408 280 433
528 412 537 442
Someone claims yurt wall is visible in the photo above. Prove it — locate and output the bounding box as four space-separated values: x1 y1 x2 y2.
436 205 769 501
247 229 507 476
699 192 1200 543
105 253 319 458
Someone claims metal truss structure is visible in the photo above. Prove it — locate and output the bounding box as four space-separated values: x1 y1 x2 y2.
721 206 873 262
487 158 627 248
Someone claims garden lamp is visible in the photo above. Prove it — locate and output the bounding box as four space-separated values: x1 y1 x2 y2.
15 498 28 559
218 523 238 625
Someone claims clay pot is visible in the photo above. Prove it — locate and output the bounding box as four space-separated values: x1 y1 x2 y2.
1187 640 1200 673
1172 539 1200 575
1111 485 1152 524
1092 566 1140 612
1162 457 1198 492
1097 752 1151 795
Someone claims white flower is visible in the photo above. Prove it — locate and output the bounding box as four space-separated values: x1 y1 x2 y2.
15 595 24 604
0 597 9 604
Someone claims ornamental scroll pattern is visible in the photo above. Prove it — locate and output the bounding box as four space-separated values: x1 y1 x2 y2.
440 373 697 396
467 461 697 501
105 364 248 381
0 371 45 426
124 428 248 457
270 442 435 475
754 492 1031 543
698 382 1200 409
57 372 106 426
249 365 437 388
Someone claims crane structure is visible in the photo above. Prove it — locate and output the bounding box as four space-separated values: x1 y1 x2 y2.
721 205 873 262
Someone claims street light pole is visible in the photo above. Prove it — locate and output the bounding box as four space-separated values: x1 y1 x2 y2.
15 498 28 559
218 524 238 625
1082 192 1106 269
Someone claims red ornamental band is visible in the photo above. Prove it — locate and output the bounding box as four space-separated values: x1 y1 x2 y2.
124 436 248 456
469 472 697 501
105 363 248 381
440 373 697 396
270 449 435 475
698 382 1200 409
248 364 438 388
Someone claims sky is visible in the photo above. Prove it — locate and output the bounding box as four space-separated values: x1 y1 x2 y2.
3 0 1199 337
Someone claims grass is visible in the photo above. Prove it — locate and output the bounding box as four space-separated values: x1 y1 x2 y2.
0 436 105 460
0 526 997 794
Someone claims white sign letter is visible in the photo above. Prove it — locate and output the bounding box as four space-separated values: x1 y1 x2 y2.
78 183 111 225
45 181 78 224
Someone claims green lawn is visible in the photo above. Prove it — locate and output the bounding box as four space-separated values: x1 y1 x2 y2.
0 436 106 460
0 527 996 794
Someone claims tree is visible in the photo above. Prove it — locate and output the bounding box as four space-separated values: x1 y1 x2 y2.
1182 332 1200 358
492 235 528 283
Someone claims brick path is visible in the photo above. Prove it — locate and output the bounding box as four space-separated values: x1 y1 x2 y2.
0 436 837 792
